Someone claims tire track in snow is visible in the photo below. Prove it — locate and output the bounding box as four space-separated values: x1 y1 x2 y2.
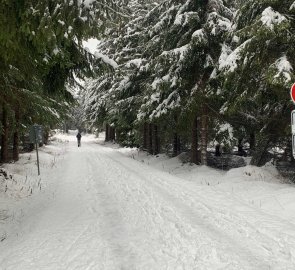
2 138 294 269
94 145 295 269
85 153 139 270
89 148 248 269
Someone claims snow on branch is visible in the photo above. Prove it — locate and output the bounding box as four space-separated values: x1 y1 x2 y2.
116 76 131 92
174 12 199 26
94 51 118 69
125 58 145 69
206 11 232 35
151 74 177 90
83 0 95 8
192 29 206 42
149 91 181 119
260 7 286 30
161 44 190 61
217 123 234 140
218 40 251 73
149 4 180 36
272 55 293 84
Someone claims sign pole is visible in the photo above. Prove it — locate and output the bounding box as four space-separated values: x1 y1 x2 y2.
290 83 295 159
34 127 40 176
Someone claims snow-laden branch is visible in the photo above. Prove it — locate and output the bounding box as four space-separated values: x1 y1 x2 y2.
94 52 118 69
260 7 286 30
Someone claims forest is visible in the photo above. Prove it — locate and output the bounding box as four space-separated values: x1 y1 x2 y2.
1 0 295 169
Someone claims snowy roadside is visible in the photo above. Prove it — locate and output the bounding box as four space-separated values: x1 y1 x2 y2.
2 131 295 237
101 136 295 227
93 133 295 268
1 131 295 269
0 136 68 242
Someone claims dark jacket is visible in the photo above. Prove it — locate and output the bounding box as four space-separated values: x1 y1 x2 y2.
76 133 82 140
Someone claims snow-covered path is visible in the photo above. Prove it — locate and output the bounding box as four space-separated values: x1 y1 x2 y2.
1 134 295 269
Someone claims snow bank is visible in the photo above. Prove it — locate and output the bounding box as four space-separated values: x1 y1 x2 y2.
0 137 68 242
117 145 295 224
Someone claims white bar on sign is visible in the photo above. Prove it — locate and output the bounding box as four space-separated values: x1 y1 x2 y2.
292 110 295 134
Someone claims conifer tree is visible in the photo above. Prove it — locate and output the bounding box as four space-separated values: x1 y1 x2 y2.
0 0 129 162
134 0 234 163
81 0 160 145
218 0 295 165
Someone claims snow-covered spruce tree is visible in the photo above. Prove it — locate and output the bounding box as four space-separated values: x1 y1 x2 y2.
136 0 234 163
82 0 236 158
0 0 128 162
81 0 160 146
218 0 295 166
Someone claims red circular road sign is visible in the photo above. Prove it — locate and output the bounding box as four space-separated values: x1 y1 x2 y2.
291 83 295 104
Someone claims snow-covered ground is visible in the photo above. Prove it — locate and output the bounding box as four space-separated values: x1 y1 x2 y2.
1 131 295 269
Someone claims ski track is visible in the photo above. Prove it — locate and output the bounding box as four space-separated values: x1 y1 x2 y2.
0 139 295 269
94 147 294 269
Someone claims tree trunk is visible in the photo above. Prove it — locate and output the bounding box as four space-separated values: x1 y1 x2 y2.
143 122 148 150
64 121 68 133
105 123 110 141
250 134 270 166
152 124 159 155
250 132 255 152
113 128 116 141
113 127 116 141
43 127 49 145
109 126 115 141
215 144 221 156
115 129 120 143
1 105 9 163
13 106 20 161
173 133 181 157
200 106 208 165
147 123 153 154
238 139 243 152
237 138 246 156
173 133 179 157
191 115 199 164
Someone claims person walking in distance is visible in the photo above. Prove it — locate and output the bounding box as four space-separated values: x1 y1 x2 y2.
76 131 82 147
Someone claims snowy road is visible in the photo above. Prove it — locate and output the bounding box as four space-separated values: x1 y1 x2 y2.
1 135 295 269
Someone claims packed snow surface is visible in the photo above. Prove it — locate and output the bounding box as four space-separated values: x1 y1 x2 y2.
1 132 295 269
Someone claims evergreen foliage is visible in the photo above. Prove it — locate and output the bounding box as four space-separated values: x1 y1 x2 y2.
81 0 295 167
0 0 130 162
218 0 295 165
2 0 294 167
